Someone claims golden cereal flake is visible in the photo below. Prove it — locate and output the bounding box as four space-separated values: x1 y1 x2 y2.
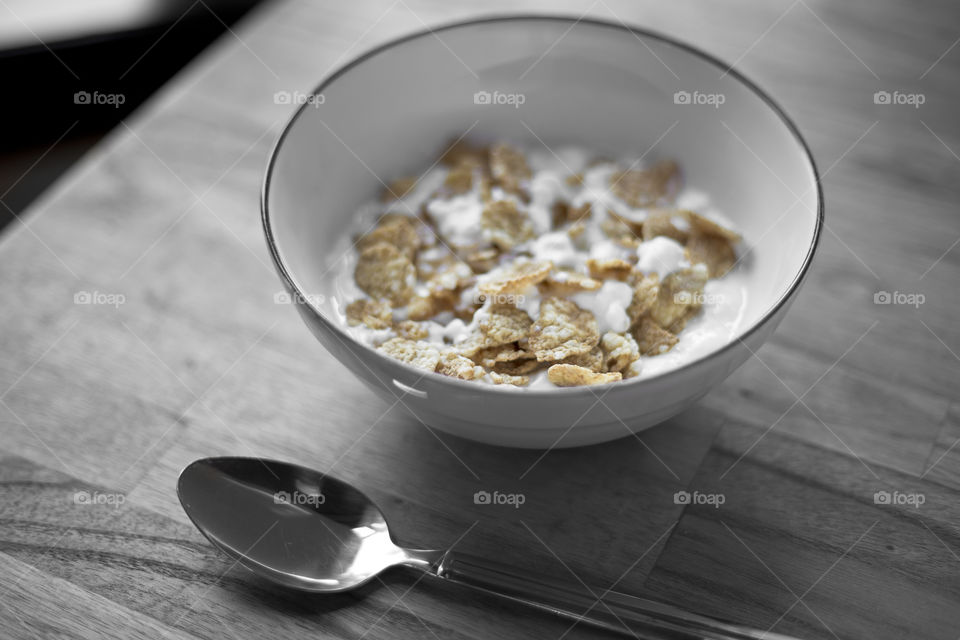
380 176 418 202
394 320 430 341
686 211 741 242
542 269 602 296
609 160 679 208
601 331 641 373
528 297 600 362
478 305 533 345
565 173 584 187
462 246 499 274
642 209 689 243
357 214 422 258
470 343 531 368
561 346 604 372
489 371 530 386
379 337 441 371
493 356 543 375
600 212 637 243
443 158 481 195
626 272 660 325
649 266 708 329
686 233 737 278
586 258 634 281
345 299 392 329
436 350 485 380
406 290 457 321
634 318 678 356
489 143 531 194
355 242 416 306
547 363 622 387
477 259 553 297
482 200 534 250
416 249 473 293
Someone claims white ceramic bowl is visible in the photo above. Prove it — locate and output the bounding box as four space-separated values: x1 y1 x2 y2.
262 16 822 448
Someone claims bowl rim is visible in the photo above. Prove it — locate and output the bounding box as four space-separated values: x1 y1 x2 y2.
261 13 824 396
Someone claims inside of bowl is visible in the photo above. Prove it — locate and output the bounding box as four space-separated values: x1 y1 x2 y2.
266 17 820 343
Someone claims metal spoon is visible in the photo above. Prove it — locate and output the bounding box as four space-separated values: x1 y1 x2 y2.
177 457 803 639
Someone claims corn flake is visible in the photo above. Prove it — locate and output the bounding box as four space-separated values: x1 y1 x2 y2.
542 269 602 296
355 242 416 306
610 159 679 208
601 331 641 372
547 363 622 386
626 272 660 326
489 143 531 195
394 320 430 340
529 297 600 361
634 318 678 356
489 371 530 386
357 214 423 259
379 337 441 371
642 209 689 243
346 299 392 329
649 266 708 329
587 258 633 281
478 259 552 297
436 350 485 380
482 200 534 250
687 233 737 278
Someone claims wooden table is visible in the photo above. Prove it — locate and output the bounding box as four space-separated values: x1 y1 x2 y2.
2 0 958 638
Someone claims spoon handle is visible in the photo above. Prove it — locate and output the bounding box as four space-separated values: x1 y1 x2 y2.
434 551 803 639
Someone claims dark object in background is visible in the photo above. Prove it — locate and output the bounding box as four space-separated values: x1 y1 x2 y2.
0 0 264 228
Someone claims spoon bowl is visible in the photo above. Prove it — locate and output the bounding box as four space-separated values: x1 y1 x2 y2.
177 457 439 592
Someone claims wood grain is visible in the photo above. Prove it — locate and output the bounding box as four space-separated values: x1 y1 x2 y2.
1 0 959 637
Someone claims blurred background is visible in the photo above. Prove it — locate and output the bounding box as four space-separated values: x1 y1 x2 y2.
0 0 265 229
